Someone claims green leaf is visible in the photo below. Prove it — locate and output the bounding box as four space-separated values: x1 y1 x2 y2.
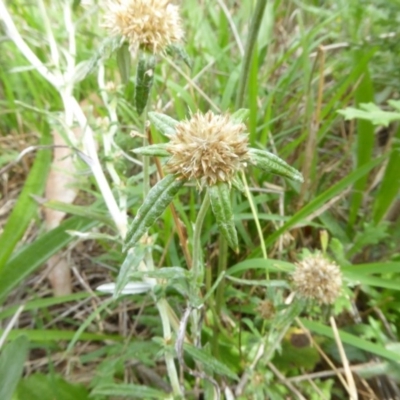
231 108 250 124
0 335 29 400
165 43 192 68
301 319 400 363
16 373 90 400
115 246 146 298
135 54 156 115
91 384 166 399
373 125 400 223
42 201 112 226
227 258 295 275
84 36 123 77
148 112 179 136
0 216 97 305
124 175 184 250
0 329 120 343
0 130 51 272
184 344 238 380
208 182 238 251
338 103 400 127
249 148 304 183
117 43 131 85
348 63 375 228
132 143 170 157
253 156 384 255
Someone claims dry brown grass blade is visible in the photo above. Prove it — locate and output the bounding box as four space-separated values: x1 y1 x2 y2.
330 316 358 400
45 128 80 296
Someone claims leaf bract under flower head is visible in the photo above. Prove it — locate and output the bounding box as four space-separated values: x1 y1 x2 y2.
124 174 184 251
249 148 304 183
208 182 238 251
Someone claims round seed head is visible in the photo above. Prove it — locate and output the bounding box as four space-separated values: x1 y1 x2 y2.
104 0 184 54
166 111 249 187
292 253 342 305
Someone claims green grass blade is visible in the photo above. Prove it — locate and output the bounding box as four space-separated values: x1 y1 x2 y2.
0 130 52 271
301 319 400 363
253 156 384 255
373 125 400 223
0 335 29 400
0 329 121 343
348 58 375 228
0 216 97 305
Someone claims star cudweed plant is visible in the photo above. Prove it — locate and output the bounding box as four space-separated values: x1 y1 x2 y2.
101 0 187 114
125 109 304 252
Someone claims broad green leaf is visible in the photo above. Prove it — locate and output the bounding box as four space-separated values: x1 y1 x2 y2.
184 344 238 380
208 182 238 251
249 148 304 183
91 383 165 399
231 108 250 124
124 174 184 250
132 143 170 157
338 103 400 127
115 246 146 298
117 43 131 84
0 335 29 400
148 112 179 136
0 216 97 305
301 319 400 363
16 373 90 400
0 130 51 271
135 54 156 115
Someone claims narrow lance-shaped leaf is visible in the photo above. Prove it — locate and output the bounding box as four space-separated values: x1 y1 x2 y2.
208 182 238 251
148 112 179 136
249 148 304 183
84 36 124 78
115 245 146 298
132 143 170 157
117 43 131 84
135 54 156 115
124 175 184 251
0 335 29 400
166 43 192 68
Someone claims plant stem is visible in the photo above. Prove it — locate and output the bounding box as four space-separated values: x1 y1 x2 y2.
235 0 267 109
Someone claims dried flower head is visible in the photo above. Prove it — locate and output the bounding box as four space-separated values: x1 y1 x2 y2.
104 0 184 54
256 299 275 319
166 111 249 187
292 253 342 305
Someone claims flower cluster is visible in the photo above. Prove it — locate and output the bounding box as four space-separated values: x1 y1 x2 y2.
103 0 184 54
125 110 303 251
166 111 249 187
292 253 342 305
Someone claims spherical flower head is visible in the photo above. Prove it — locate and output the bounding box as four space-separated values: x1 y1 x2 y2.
292 253 342 305
104 0 184 54
166 111 249 187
